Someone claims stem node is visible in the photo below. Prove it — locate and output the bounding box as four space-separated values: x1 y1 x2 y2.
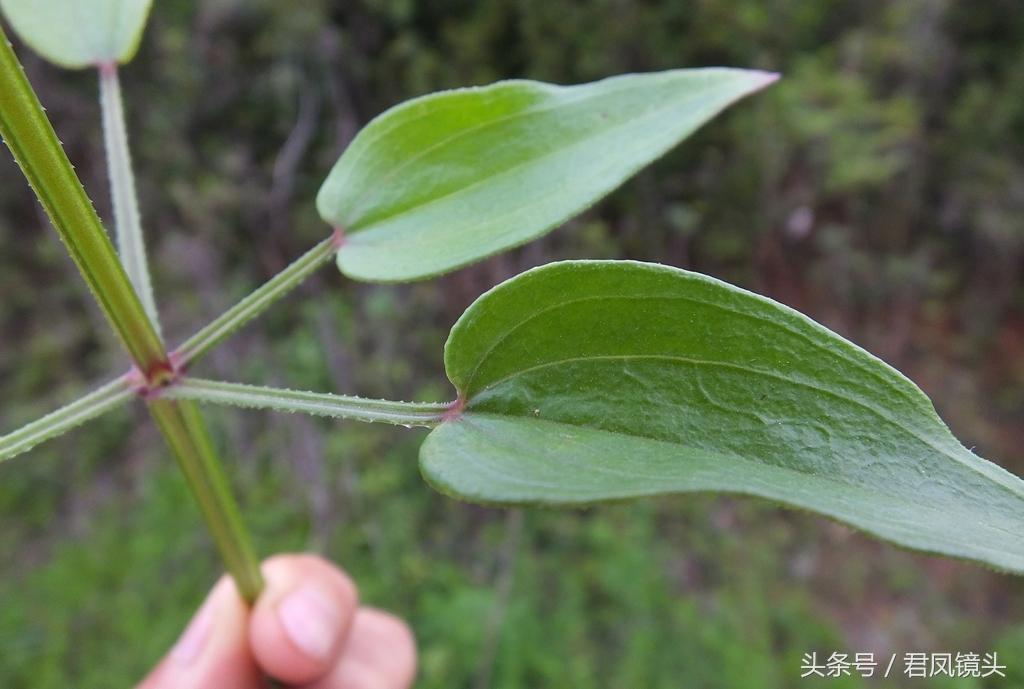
443 395 466 422
331 225 347 250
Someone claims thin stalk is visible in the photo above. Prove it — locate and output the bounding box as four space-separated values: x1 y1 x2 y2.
149 399 264 601
99 64 162 337
174 236 338 368
166 377 450 427
0 28 165 371
0 31 263 601
0 375 134 462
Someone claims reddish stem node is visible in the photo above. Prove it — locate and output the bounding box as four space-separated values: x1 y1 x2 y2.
127 356 185 399
331 225 347 250
442 396 466 422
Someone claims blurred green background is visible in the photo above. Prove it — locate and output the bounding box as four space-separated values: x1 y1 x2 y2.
2 1 1023 687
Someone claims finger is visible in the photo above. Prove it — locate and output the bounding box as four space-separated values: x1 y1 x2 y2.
249 553 359 685
305 608 417 689
137 576 260 689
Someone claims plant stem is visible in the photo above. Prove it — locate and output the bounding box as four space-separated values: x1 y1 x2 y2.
166 377 450 427
174 236 338 368
149 399 265 601
0 375 134 462
0 30 264 601
99 64 162 337
0 28 165 371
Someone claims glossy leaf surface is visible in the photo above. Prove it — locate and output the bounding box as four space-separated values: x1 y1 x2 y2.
422 261 1024 572
0 0 153 68
318 69 776 282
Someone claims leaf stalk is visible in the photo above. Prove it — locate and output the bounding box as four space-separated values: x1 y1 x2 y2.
174 236 338 369
99 63 162 336
166 377 450 427
0 375 134 462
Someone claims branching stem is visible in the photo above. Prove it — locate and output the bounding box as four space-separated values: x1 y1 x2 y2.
0 29 263 602
0 28 165 370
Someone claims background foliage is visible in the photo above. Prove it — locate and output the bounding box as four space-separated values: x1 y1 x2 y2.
1 1 1022 687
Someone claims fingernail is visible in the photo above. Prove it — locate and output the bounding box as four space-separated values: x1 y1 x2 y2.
278 586 341 661
171 602 213 666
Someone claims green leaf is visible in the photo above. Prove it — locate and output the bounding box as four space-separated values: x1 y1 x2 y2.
0 0 153 69
421 261 1024 573
317 69 776 282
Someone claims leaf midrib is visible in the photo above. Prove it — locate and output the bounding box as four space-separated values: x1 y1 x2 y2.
461 289 925 415
466 352 1024 501
470 352 949 465
342 76 743 233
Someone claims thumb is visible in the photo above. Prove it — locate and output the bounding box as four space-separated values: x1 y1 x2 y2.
137 576 262 689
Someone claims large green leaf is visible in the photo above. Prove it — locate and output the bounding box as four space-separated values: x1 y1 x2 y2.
0 0 153 69
421 261 1024 572
317 69 776 283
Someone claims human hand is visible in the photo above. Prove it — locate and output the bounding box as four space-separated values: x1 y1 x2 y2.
138 554 417 688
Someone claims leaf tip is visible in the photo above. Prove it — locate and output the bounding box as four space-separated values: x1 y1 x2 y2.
750 70 781 89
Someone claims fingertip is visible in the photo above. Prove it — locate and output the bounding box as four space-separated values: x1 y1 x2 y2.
348 608 418 688
305 608 418 689
250 553 359 685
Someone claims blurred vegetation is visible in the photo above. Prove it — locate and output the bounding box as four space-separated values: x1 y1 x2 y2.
1 0 1023 687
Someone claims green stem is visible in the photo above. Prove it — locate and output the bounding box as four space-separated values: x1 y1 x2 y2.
149 399 264 602
174 236 338 368
0 375 134 462
0 27 165 371
165 377 451 427
99 64 162 337
0 30 263 601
